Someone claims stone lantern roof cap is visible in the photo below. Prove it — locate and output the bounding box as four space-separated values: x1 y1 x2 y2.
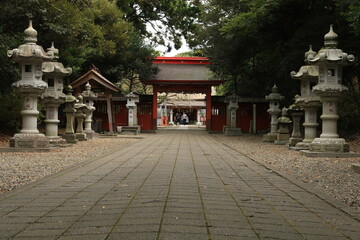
125 92 138 98
81 82 97 99
324 25 338 48
7 20 54 62
47 42 59 60
304 45 317 61
42 42 72 76
265 84 284 101
278 107 292 124
24 20 37 43
290 65 319 80
65 85 78 103
306 25 355 65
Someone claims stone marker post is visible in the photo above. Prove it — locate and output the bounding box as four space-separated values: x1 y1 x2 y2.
7 21 54 148
263 85 284 142
288 104 303 147
81 82 98 139
126 92 139 127
291 46 321 149
307 25 355 153
42 42 72 144
275 107 292 145
224 94 242 135
63 85 78 144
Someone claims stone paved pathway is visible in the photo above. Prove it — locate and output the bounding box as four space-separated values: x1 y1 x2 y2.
0 131 359 240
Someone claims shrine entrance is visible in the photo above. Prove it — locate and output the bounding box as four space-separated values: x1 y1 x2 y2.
141 57 223 131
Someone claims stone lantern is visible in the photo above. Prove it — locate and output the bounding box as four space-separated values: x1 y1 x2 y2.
81 82 98 139
224 94 242 136
196 110 202 126
126 92 139 127
7 20 54 148
275 107 292 145
62 85 78 144
263 85 284 142
169 110 175 125
291 46 321 149
306 25 355 153
41 42 72 144
74 95 88 141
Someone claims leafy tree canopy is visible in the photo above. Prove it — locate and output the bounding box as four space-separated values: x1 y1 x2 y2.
117 0 201 52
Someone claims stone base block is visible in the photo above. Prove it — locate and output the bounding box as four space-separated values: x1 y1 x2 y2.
225 127 242 136
288 137 303 147
84 131 99 140
294 141 311 150
75 133 87 141
118 126 140 135
10 133 49 148
63 133 78 144
309 138 350 153
274 140 289 145
47 136 67 145
196 122 202 126
300 150 360 158
274 134 290 145
263 133 277 142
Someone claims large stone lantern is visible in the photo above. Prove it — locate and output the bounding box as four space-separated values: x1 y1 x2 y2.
224 94 242 136
81 82 97 139
41 42 72 144
291 46 321 149
7 20 54 148
306 25 355 153
63 85 78 144
263 85 284 142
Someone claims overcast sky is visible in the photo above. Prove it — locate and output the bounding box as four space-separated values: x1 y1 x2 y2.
155 37 191 56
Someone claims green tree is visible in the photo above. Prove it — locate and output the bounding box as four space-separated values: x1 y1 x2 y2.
117 0 201 52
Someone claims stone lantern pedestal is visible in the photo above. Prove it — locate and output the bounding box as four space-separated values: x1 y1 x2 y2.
7 21 54 149
224 94 242 136
288 106 303 147
42 42 71 144
62 85 78 144
275 108 292 145
263 85 284 142
81 82 98 139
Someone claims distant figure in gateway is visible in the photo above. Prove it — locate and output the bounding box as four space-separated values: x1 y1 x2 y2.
175 112 181 125
181 113 189 125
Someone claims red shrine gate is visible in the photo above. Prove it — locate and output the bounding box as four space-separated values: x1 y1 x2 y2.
141 57 223 131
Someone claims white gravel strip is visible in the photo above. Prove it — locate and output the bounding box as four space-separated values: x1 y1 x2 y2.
0 137 139 193
212 134 360 210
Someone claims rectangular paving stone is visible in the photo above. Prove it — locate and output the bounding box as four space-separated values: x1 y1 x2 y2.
107 232 157 240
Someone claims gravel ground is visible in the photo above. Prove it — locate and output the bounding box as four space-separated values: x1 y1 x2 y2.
0 137 139 193
211 134 360 210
